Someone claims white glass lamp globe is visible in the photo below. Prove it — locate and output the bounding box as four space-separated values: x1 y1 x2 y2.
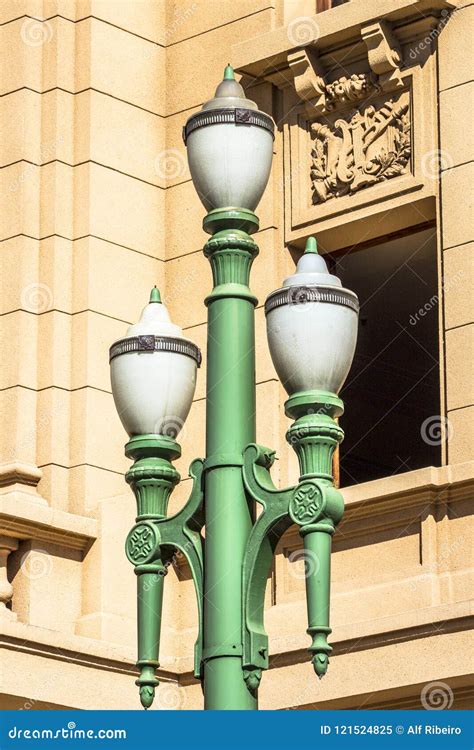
265 237 359 397
109 288 201 439
183 65 274 212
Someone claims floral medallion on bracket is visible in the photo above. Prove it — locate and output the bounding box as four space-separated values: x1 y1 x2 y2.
125 521 161 565
289 481 325 526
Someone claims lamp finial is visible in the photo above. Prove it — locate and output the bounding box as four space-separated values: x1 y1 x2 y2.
304 236 318 255
149 286 161 303
223 64 235 80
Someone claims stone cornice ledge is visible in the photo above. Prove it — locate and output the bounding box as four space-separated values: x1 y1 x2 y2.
266 598 473 666
0 619 136 674
0 493 97 553
0 619 178 682
276 463 473 544
232 0 454 80
340 461 473 526
175 599 473 680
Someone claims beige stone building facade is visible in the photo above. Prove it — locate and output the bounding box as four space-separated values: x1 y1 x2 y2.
0 0 472 710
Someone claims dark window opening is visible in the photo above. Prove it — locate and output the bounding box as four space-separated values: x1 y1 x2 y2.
328 227 441 487
316 0 350 11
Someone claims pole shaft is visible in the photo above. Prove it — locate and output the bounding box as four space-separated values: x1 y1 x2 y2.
203 224 258 710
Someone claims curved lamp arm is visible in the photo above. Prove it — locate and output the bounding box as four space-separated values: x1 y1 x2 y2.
241 396 345 694
241 443 294 691
124 436 204 709
155 458 205 683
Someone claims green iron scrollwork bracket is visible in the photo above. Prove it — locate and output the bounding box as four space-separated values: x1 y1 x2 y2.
124 435 204 709
152 457 205 683
241 443 293 692
241 393 345 693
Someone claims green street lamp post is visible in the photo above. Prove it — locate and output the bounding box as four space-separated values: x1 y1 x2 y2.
109 66 359 710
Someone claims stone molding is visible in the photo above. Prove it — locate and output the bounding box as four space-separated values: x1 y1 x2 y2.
0 494 97 553
0 462 43 490
2 599 471 682
234 0 452 249
233 0 454 77
0 536 18 621
273 461 474 546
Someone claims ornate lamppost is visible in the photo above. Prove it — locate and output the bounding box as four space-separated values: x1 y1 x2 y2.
109 66 359 710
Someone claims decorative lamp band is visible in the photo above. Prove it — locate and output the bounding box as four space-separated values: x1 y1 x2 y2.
183 107 275 144
109 335 202 366
264 286 359 316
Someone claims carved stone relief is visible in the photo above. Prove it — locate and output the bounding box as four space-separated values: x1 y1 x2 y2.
273 11 439 243
287 20 403 116
286 20 412 205
325 73 378 109
310 90 411 204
